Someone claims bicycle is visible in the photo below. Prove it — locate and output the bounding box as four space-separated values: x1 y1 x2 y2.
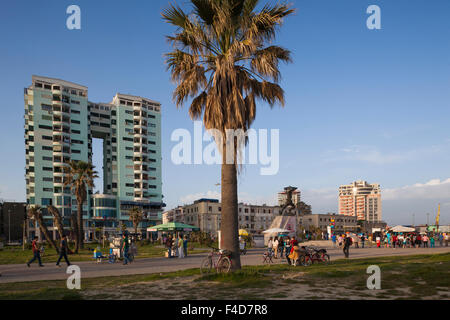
200 247 232 274
263 249 275 263
305 247 330 265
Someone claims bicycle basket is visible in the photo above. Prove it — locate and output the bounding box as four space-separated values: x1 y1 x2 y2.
220 249 232 257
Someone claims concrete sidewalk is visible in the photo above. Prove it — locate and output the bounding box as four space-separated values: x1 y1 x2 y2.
0 246 449 284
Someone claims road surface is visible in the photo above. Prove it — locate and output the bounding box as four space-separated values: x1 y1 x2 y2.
0 246 449 283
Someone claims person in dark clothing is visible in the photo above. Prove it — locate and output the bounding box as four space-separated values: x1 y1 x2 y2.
183 235 188 257
361 234 366 248
343 235 352 258
27 237 44 267
122 233 131 265
56 235 71 267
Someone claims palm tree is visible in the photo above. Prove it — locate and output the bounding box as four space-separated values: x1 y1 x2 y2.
128 206 144 236
63 160 98 252
163 0 294 269
27 205 59 253
47 205 65 241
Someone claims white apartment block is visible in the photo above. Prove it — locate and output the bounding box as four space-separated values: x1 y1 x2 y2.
339 180 381 222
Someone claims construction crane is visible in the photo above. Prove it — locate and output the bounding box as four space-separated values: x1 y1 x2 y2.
435 203 441 232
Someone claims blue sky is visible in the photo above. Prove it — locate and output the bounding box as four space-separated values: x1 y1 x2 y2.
0 0 449 225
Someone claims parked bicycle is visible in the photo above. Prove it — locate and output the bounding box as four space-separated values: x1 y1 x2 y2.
291 246 330 266
305 246 330 265
262 249 275 263
200 247 232 274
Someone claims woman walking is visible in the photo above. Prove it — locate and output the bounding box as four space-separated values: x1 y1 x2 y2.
178 234 184 258
273 237 279 259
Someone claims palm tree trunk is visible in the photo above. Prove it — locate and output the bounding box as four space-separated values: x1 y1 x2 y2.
36 216 59 253
48 206 65 240
77 202 84 249
220 143 241 270
71 213 79 253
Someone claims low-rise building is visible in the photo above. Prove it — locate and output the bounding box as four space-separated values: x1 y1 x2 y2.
162 206 185 224
299 213 357 233
166 198 281 235
0 202 27 243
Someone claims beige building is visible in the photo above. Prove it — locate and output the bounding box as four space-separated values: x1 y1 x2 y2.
339 180 381 222
299 213 357 233
162 206 184 224
165 198 281 235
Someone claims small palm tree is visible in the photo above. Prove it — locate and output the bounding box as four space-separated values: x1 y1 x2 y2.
128 206 144 236
64 160 98 252
27 205 59 253
163 0 294 270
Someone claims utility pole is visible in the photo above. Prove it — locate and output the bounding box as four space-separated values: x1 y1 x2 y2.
412 213 415 227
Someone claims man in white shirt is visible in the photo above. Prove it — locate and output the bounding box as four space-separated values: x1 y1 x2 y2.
267 237 273 254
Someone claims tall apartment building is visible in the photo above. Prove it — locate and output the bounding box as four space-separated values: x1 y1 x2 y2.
277 188 301 207
338 180 381 222
24 75 163 240
165 198 281 235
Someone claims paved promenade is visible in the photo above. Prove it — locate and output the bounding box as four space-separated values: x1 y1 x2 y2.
0 246 449 284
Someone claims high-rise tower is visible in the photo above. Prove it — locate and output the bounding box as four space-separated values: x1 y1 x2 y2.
24 75 164 240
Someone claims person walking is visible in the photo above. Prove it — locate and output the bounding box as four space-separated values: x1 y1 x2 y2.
177 234 184 258
376 235 381 248
278 237 285 258
286 236 298 265
438 233 444 247
166 235 173 258
56 234 71 267
422 234 428 248
331 234 337 247
267 237 273 255
183 235 188 257
430 235 435 248
122 233 131 265
416 234 422 248
284 237 291 264
273 237 279 259
27 237 44 267
343 234 352 258
361 234 366 248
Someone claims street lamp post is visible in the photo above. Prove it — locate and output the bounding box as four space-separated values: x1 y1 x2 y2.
8 209 11 244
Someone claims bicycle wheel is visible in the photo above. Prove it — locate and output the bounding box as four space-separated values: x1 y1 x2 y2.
300 255 312 267
200 257 214 274
217 256 231 273
321 254 330 264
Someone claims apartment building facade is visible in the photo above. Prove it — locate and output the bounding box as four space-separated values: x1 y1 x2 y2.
164 199 281 235
162 206 185 224
24 75 163 240
338 180 381 222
